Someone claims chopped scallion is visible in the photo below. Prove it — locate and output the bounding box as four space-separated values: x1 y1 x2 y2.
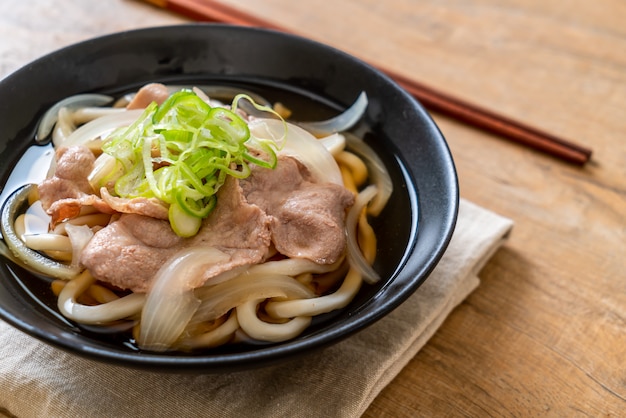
101 90 280 237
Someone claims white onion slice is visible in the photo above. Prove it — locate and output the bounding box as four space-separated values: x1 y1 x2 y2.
192 273 315 324
249 118 343 185
61 108 145 149
319 132 346 156
297 92 368 137
137 247 231 352
1 186 81 280
36 94 114 143
64 223 94 267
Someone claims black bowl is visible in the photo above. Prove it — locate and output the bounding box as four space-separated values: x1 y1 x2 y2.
0 24 457 372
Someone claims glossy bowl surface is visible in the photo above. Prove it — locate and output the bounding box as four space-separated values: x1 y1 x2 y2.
0 24 457 372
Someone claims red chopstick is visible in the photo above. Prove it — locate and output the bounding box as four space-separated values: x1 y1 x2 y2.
141 0 592 165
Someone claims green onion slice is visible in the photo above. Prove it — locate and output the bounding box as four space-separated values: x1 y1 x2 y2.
101 90 282 237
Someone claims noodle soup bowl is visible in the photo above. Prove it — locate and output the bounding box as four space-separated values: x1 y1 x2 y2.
0 24 458 372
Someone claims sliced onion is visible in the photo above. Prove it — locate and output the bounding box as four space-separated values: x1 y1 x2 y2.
64 223 94 267
297 92 368 137
36 94 114 144
249 119 343 185
88 153 122 191
1 184 80 279
23 200 50 235
346 185 381 284
58 270 145 324
61 108 145 149
137 247 231 352
319 132 346 156
192 273 315 324
345 133 393 216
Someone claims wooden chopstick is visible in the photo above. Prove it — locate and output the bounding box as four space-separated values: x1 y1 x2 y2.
141 0 592 165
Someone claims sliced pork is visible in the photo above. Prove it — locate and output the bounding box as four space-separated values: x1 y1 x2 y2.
99 188 169 220
38 146 96 210
80 176 272 292
126 83 170 110
54 148 354 292
241 156 354 264
38 146 169 225
79 214 180 292
38 146 115 225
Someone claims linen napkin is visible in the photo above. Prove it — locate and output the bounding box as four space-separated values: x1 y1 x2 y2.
0 199 512 418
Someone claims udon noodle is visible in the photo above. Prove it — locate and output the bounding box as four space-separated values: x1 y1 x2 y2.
3 83 392 352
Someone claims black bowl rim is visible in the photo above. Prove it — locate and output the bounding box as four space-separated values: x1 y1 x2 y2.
0 23 459 372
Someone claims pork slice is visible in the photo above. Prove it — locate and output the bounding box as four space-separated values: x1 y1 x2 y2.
126 83 170 110
100 187 169 220
38 145 172 225
38 146 96 211
38 146 116 225
46 195 116 227
241 156 354 264
80 176 272 292
188 176 272 287
80 214 181 292
268 185 354 264
192 175 271 250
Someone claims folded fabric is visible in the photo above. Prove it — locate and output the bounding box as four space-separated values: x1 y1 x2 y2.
0 198 513 418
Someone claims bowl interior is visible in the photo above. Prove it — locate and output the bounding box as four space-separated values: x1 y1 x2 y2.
0 24 457 372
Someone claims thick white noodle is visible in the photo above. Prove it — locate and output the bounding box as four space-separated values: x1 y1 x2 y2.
346 185 381 284
236 299 312 342
58 270 145 324
52 107 76 148
36 93 113 143
22 234 72 252
179 312 240 350
344 133 393 216
264 267 362 318
244 257 343 277
71 107 126 125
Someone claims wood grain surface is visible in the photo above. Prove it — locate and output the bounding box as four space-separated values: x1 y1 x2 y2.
1 0 624 416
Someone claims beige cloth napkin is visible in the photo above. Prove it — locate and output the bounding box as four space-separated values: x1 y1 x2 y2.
0 199 513 418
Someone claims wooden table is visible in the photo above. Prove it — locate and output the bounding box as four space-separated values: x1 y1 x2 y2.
1 1 624 416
